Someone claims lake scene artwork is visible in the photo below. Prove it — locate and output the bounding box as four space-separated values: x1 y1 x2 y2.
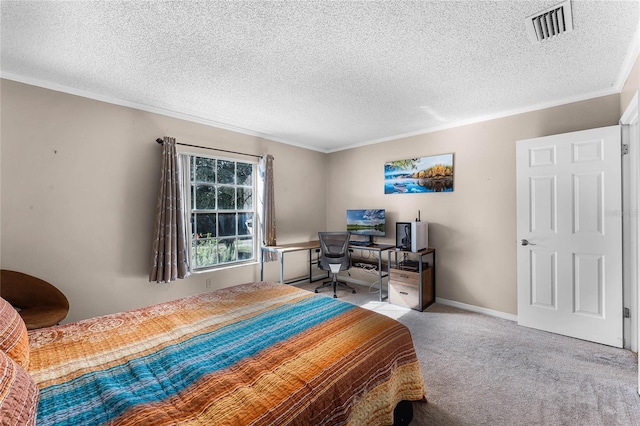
384 153 454 194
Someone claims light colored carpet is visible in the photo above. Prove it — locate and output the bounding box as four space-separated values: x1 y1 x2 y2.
293 281 640 426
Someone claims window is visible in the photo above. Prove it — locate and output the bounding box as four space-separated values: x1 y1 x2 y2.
186 155 256 270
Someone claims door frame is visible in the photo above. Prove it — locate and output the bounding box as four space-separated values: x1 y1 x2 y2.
620 91 639 358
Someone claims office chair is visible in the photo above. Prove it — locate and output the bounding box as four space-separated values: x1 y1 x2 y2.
315 232 356 298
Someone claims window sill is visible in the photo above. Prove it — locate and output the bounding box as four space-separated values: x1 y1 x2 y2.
191 260 259 274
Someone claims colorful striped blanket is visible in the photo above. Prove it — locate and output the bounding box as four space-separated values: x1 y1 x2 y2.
28 281 426 425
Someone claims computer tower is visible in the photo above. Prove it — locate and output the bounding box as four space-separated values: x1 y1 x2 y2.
395 221 428 252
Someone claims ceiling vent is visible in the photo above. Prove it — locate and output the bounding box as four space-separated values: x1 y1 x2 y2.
525 0 573 43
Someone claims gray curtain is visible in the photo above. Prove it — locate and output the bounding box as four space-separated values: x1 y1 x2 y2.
258 155 277 262
149 137 190 282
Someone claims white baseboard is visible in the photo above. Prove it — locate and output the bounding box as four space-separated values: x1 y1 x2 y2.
435 297 518 322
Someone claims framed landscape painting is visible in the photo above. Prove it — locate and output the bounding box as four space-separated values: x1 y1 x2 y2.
384 153 454 194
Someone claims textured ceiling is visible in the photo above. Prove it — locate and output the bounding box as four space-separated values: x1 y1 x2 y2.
1 1 639 152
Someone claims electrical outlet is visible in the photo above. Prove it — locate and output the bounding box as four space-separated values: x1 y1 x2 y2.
205 278 212 289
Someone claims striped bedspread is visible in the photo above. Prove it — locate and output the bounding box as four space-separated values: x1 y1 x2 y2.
28 281 426 425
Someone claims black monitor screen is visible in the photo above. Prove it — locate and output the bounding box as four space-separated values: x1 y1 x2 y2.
346 209 386 237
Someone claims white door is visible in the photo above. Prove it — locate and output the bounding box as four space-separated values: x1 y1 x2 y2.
516 126 623 348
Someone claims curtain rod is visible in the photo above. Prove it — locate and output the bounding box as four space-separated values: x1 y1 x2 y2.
156 138 264 159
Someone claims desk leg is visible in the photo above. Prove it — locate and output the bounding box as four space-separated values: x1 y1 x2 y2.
260 249 264 281
433 250 436 299
378 256 383 302
279 253 285 284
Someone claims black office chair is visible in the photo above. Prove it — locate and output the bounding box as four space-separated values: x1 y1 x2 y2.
315 232 356 298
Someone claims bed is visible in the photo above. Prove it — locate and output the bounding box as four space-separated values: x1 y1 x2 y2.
1 281 426 425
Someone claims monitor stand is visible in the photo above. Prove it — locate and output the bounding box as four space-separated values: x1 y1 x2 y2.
350 236 374 246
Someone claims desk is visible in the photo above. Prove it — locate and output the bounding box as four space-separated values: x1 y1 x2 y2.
260 241 321 285
260 241 394 302
348 243 394 302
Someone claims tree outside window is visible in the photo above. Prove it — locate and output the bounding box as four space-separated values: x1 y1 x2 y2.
189 156 255 269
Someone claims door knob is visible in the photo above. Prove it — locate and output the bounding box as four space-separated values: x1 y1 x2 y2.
520 239 536 246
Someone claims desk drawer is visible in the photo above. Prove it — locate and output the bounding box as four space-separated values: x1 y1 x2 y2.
389 281 420 310
389 269 419 285
389 266 433 311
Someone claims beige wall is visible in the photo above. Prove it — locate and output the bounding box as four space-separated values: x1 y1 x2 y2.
0 79 325 322
1 64 635 321
326 95 621 315
621 54 640 113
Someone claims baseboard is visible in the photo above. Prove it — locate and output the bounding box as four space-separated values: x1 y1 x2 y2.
435 297 518 322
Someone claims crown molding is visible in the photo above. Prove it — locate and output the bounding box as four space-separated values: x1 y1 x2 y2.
0 72 329 154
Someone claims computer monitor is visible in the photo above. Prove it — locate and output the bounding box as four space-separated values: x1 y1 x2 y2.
346 209 386 245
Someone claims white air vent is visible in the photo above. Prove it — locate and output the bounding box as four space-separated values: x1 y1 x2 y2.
525 0 573 43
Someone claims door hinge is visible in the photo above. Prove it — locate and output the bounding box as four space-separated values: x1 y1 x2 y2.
622 143 629 155
623 307 630 318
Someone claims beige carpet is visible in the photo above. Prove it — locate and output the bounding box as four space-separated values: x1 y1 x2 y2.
294 281 640 426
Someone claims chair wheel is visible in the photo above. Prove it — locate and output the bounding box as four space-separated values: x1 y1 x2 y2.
314 290 318 293
352 290 356 294
333 294 338 298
